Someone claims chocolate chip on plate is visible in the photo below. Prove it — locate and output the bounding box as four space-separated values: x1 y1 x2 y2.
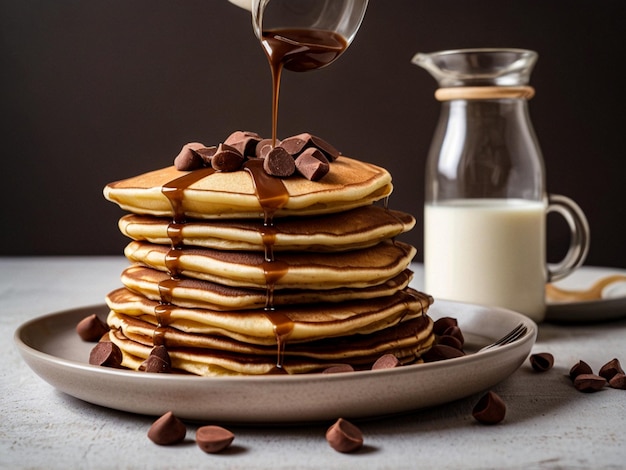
322 364 355 374
598 358 624 381
325 418 363 453
76 313 109 342
569 360 593 380
529 352 554 372
89 341 122 368
196 425 235 454
371 353 401 370
573 373 607 393
422 344 465 362
432 317 458 336
148 411 187 445
472 391 506 425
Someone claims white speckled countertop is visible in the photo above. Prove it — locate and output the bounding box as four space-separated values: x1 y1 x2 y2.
2 257 625 469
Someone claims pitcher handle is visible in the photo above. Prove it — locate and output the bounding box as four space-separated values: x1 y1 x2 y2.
547 194 590 282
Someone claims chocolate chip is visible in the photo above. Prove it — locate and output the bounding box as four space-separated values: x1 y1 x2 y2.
569 360 593 380
263 146 295 177
89 341 122 368
140 355 171 373
193 146 217 165
433 317 458 336
309 134 340 161
436 334 463 351
325 418 363 453
224 130 262 157
529 352 554 372
196 425 235 454
573 373 607 393
442 325 464 345
599 358 624 381
295 148 330 181
280 133 311 156
472 391 506 424
372 353 401 370
322 364 355 374
608 372 626 390
255 138 274 158
422 344 465 362
76 313 109 342
174 143 206 171
147 411 187 445
211 143 245 172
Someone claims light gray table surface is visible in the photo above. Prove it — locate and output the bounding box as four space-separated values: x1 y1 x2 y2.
2 256 625 470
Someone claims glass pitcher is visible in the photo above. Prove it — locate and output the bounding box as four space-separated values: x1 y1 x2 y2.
412 48 590 322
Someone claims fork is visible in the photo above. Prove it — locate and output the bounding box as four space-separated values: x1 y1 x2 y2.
477 323 528 353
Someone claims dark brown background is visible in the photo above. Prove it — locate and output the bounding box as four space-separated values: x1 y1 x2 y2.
2 0 625 268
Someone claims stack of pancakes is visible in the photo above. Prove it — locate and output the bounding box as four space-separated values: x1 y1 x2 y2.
102 145 435 375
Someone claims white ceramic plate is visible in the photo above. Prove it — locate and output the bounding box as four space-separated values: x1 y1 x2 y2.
545 266 626 323
15 301 536 424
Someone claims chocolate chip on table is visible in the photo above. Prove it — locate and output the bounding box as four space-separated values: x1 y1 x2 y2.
295 148 330 181
196 425 235 453
325 418 364 453
598 358 624 381
211 143 245 172
322 364 355 374
174 143 206 171
529 352 554 372
608 373 626 390
263 146 296 177
89 341 122 368
472 391 506 425
569 360 593 380
573 373 607 393
76 313 109 342
148 411 187 446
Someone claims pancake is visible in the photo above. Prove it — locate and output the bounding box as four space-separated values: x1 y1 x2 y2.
117 205 415 252
103 156 392 219
107 314 435 376
124 239 416 290
120 265 414 310
106 286 434 344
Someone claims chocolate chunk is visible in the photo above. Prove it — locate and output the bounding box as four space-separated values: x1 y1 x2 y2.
309 134 341 161
569 360 593 380
263 146 295 177
295 148 330 181
140 355 171 373
322 364 355 374
608 372 626 389
598 358 624 381
174 143 206 171
433 317 458 336
325 418 363 453
372 353 401 370
196 425 235 453
255 138 274 158
211 143 245 172
529 352 554 372
442 325 464 345
437 334 464 351
76 313 109 342
573 373 607 392
224 130 262 157
472 391 506 424
89 341 122 368
147 411 187 445
422 344 465 362
280 133 311 156
193 145 217 165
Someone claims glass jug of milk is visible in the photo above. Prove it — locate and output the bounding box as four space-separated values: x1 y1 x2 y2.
412 48 590 322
